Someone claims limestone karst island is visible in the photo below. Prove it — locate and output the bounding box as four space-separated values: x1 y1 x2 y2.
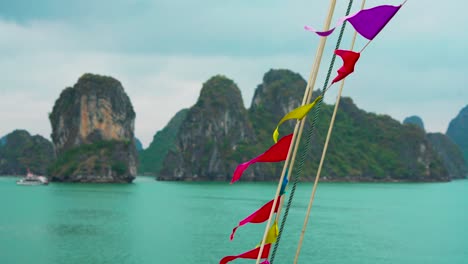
1 1 468 264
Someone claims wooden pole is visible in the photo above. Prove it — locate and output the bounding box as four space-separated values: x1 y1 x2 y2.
293 1 366 263
255 0 338 263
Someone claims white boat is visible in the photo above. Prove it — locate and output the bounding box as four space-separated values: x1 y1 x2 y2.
16 170 49 186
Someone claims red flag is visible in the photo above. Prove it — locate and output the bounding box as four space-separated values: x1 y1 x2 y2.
230 197 281 240
220 244 271 264
231 134 293 183
332 49 360 83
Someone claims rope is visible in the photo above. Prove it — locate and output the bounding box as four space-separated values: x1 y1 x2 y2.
293 0 365 261
254 1 339 263
294 0 370 264
269 0 354 262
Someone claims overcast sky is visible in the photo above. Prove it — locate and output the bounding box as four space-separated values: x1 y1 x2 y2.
0 0 466 147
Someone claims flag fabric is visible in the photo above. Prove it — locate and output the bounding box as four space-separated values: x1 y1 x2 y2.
305 3 404 40
332 49 360 83
231 197 281 240
256 221 279 247
220 244 271 264
231 134 293 183
272 96 322 143
279 173 288 195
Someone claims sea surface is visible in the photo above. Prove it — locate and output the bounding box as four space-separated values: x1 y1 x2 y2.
0 176 466 264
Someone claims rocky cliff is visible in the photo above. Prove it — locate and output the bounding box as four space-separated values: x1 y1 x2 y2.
403 115 425 131
159 76 255 180
446 105 468 168
427 133 467 179
48 73 137 183
153 69 451 181
319 98 446 181
246 69 311 180
0 130 55 175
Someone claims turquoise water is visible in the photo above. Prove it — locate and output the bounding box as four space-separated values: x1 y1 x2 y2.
0 176 466 264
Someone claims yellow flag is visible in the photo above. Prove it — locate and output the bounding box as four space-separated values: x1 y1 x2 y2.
256 221 279 247
273 96 322 143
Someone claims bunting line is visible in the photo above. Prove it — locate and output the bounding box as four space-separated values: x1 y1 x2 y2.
220 1 406 263
304 2 404 40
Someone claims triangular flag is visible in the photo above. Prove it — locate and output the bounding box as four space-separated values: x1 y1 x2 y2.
279 173 288 195
220 244 271 264
273 96 322 143
231 134 293 183
332 50 360 84
256 221 279 247
231 197 281 240
305 3 404 40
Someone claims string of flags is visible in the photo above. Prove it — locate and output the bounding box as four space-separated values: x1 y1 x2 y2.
220 2 405 263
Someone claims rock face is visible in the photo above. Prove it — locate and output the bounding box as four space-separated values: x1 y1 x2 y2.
159 76 255 180
446 105 468 168
150 69 452 181
403 115 425 131
321 98 446 181
247 69 310 180
0 130 55 175
139 109 188 176
48 73 137 183
427 133 467 179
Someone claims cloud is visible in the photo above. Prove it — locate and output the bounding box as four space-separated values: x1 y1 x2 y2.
0 0 467 147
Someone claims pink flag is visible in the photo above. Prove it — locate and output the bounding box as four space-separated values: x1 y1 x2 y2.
220 244 271 264
230 197 281 240
305 3 404 40
332 49 360 83
231 134 293 183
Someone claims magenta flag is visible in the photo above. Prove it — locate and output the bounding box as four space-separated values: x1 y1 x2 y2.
305 3 404 40
220 244 271 264
230 197 281 240
231 134 293 183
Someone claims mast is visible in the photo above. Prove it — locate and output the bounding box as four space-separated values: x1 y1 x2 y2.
293 1 367 263
255 0 338 263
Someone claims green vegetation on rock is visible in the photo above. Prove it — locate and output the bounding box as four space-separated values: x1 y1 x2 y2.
0 130 55 175
48 73 137 183
403 115 425 131
48 140 133 182
427 133 467 179
151 69 452 181
158 75 255 180
138 109 188 175
447 105 468 168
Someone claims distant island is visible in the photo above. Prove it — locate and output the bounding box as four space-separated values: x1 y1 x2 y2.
0 70 467 183
139 69 467 182
0 130 55 175
46 73 137 183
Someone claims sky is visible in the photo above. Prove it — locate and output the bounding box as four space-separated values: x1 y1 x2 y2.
0 0 466 147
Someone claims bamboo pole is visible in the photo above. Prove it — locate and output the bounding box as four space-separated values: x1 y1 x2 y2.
293 1 366 263
255 1 338 263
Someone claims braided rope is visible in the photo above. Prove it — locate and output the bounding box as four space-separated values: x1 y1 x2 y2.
269 1 354 262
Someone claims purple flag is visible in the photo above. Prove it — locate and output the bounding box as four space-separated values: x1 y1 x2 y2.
305 2 404 40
